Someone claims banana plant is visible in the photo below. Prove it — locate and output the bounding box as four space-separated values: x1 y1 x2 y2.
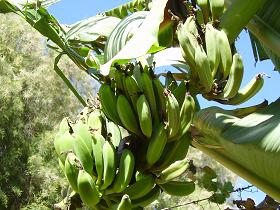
2 0 280 204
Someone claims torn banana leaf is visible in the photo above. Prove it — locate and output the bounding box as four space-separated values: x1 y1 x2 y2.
100 0 169 75
0 0 60 12
104 0 150 19
104 11 148 63
145 47 189 72
65 15 121 43
193 99 280 200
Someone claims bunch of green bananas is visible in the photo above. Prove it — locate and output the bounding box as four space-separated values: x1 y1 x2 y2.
54 101 195 209
177 0 265 105
98 63 196 170
54 107 134 209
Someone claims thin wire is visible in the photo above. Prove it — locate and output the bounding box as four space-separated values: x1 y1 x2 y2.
165 185 255 209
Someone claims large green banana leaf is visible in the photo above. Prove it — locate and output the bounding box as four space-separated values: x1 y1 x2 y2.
193 99 280 201
247 0 280 72
224 0 280 72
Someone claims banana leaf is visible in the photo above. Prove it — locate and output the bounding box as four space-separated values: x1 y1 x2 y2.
103 0 150 19
40 0 61 7
246 0 280 72
224 0 280 73
193 99 280 201
100 0 169 76
65 15 121 43
145 47 189 71
104 11 148 63
0 0 22 13
221 0 268 43
249 32 280 71
0 0 60 13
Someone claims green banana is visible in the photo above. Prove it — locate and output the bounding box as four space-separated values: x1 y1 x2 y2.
197 0 210 23
136 94 153 138
124 74 142 112
217 29 232 79
177 93 196 138
77 170 102 208
165 89 180 138
209 0 225 20
231 99 268 118
152 77 166 120
158 181 195 196
173 80 187 107
106 121 122 148
220 53 244 99
117 194 132 210
146 123 168 167
132 63 142 87
92 132 106 185
114 68 125 92
195 45 213 93
205 23 220 77
54 132 75 164
124 174 155 200
78 106 91 121
117 94 141 136
156 158 190 184
64 153 79 192
154 132 192 172
99 83 122 125
101 140 117 190
106 149 135 194
72 121 93 155
139 70 159 124
194 94 201 112
58 158 65 173
131 185 161 208
177 21 199 74
57 117 70 136
87 109 104 134
165 71 177 92
134 171 145 182
73 135 94 174
183 15 199 36
221 73 265 105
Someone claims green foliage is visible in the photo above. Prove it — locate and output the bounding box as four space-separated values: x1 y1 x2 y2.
3 0 279 208
0 13 95 209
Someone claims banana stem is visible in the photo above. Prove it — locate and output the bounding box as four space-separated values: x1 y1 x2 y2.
193 141 280 201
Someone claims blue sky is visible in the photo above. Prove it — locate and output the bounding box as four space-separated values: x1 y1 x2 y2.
48 0 278 205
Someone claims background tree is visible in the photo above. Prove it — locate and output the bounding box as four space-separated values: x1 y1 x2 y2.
0 13 96 209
